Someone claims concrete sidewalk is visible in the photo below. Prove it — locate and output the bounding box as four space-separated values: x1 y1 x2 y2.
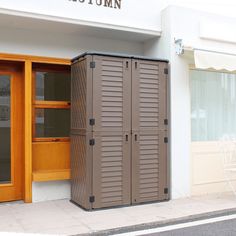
1 193 236 236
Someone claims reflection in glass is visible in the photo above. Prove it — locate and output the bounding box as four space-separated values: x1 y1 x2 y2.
36 71 70 101
191 70 236 141
0 75 11 183
35 108 70 137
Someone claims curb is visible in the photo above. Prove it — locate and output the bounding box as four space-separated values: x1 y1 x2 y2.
74 207 236 236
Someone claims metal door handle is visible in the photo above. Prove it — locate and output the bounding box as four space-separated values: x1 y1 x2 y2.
125 134 128 141
135 134 137 141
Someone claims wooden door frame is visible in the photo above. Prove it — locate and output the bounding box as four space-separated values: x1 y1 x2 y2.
0 53 71 203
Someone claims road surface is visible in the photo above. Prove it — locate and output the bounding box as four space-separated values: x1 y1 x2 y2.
115 214 236 236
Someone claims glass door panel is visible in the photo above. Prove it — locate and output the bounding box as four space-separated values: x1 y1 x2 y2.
0 75 11 184
0 65 23 203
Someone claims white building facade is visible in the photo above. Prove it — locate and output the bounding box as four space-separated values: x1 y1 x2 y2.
0 0 235 202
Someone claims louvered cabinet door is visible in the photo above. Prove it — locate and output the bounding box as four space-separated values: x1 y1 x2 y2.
132 131 168 203
92 132 131 209
92 56 131 132
91 56 132 208
131 60 169 204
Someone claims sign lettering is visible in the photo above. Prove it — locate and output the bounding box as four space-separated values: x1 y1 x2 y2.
68 0 122 9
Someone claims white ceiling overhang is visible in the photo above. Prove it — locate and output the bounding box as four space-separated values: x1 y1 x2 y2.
0 8 161 42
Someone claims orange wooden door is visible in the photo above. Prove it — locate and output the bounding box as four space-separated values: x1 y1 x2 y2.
0 64 24 202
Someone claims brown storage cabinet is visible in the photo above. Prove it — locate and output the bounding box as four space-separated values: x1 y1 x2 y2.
71 52 169 210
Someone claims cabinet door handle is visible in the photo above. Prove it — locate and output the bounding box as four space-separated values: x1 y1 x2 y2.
135 134 138 141
125 134 128 141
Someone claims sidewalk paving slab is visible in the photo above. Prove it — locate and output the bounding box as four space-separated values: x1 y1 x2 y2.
0 192 236 236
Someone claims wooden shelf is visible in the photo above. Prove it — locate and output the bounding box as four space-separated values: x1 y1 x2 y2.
32 169 70 182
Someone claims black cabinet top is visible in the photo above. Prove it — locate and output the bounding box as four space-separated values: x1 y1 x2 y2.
71 51 169 64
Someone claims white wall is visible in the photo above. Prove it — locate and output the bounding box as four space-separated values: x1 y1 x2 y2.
168 6 236 54
1 0 236 32
0 0 166 32
0 27 143 58
168 6 236 197
32 181 71 202
144 6 191 199
144 6 236 199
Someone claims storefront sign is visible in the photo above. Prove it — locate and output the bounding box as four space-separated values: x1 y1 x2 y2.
68 0 122 9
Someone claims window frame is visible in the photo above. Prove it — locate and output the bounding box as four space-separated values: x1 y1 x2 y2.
32 64 71 142
190 66 236 142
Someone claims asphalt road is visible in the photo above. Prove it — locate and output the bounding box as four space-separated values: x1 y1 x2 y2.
141 218 236 236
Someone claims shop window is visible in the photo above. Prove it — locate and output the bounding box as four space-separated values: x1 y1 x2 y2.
190 69 236 141
33 64 71 142
35 108 70 138
35 71 70 101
